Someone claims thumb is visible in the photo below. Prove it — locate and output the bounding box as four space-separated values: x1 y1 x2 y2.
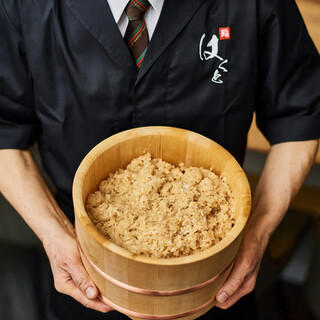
85 285 99 300
72 267 99 300
216 276 243 304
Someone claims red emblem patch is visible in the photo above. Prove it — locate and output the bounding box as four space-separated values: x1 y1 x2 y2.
219 27 231 40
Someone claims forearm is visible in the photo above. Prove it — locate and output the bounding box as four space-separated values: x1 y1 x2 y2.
0 149 74 245
0 148 111 312
246 139 319 243
216 139 319 308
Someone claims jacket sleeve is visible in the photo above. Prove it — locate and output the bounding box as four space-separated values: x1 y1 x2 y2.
0 0 39 149
255 0 320 145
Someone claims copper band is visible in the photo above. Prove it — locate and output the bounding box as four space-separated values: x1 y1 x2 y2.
99 293 216 320
78 238 234 296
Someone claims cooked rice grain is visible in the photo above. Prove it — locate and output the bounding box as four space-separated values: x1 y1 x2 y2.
86 153 235 258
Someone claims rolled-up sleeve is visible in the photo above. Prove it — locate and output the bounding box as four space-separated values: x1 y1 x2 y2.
0 0 39 149
256 0 320 145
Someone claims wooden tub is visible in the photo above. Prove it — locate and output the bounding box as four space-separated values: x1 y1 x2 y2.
73 126 251 320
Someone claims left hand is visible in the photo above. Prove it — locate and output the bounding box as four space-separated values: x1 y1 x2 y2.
215 229 269 309
215 139 319 308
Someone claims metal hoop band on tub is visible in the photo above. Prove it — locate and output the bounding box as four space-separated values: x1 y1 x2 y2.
77 237 234 296
99 292 216 320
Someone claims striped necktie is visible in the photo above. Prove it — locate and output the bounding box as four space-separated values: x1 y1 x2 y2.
124 0 151 69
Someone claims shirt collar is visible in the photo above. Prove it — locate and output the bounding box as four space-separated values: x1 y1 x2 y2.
107 0 164 23
149 0 164 15
107 0 127 24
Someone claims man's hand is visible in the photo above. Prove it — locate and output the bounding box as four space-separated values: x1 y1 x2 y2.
43 229 113 313
215 229 268 308
215 139 319 308
0 149 112 313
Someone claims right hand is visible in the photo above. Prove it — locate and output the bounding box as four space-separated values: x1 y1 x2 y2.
43 227 113 313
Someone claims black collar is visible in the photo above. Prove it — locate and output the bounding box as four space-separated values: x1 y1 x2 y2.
64 0 206 84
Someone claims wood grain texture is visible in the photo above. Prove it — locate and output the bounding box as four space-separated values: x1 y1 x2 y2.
73 127 251 320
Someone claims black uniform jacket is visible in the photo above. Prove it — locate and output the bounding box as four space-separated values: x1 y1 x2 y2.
1 0 320 217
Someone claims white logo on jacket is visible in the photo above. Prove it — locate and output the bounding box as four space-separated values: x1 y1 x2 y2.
199 34 229 84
